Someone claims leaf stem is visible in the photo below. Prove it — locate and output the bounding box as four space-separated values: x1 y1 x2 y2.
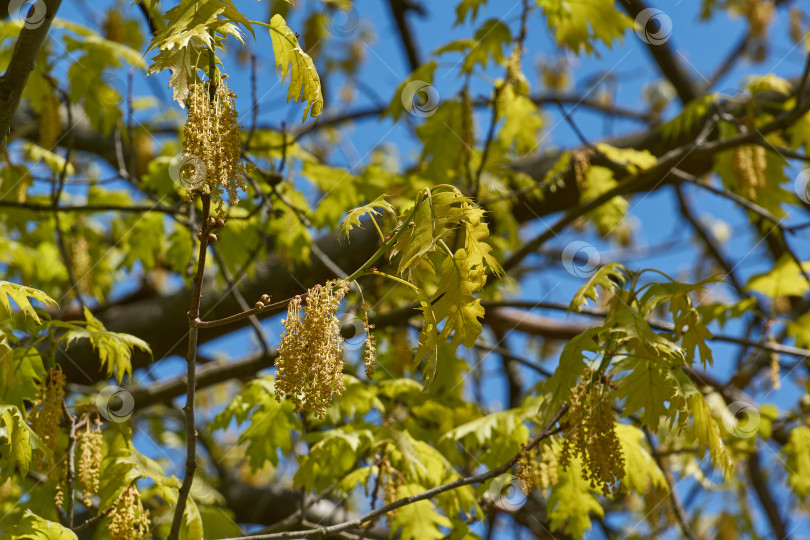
345 193 425 283
168 34 217 540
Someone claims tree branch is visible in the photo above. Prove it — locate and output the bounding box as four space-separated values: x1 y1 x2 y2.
0 0 64 146
222 405 568 540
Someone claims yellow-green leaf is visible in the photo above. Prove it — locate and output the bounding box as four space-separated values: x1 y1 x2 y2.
269 14 324 122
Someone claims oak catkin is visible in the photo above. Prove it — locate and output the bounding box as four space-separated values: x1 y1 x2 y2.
108 485 150 540
559 369 625 496
182 75 250 213
275 279 350 417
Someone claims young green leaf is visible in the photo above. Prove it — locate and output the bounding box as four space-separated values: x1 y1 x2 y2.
0 281 57 323
339 196 395 240
391 483 453 540
59 307 152 383
269 14 324 122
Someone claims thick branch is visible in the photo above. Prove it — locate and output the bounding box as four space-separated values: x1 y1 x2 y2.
0 0 63 146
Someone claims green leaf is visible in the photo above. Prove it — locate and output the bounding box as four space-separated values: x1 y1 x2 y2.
659 93 716 141
440 408 529 467
548 454 604 537
146 0 245 102
210 378 301 469
455 0 488 25
614 356 680 430
615 424 666 493
0 404 50 480
543 327 603 423
59 307 152 383
294 429 373 492
538 0 632 55
788 313 810 349
11 510 77 540
745 254 810 299
339 195 395 240
433 19 511 73
303 161 361 229
581 165 628 235
0 281 57 324
391 484 453 540
596 143 657 174
21 142 76 176
606 302 685 365
269 14 324 122
383 61 437 121
432 249 486 348
744 74 793 95
783 426 810 498
0 346 45 411
497 82 544 155
568 262 627 311
676 374 733 478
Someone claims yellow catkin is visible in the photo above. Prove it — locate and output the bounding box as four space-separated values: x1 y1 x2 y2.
540 58 570 94
275 280 350 417
516 442 558 496
572 151 591 192
790 7 804 45
54 462 66 509
745 0 774 38
538 443 559 494
507 46 530 96
559 369 625 496
29 368 66 459
78 420 103 506
362 308 377 379
182 75 250 213
108 485 150 540
71 236 92 296
378 458 401 526
731 144 767 201
460 87 473 170
770 352 781 390
515 446 540 494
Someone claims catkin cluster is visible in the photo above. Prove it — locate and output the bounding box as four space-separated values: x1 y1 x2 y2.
572 150 591 191
108 485 150 540
377 457 402 526
743 0 774 37
182 75 249 213
770 351 781 390
731 143 767 201
559 369 625 496
71 236 92 295
361 308 377 379
29 368 66 458
275 280 350 417
516 443 559 496
78 420 103 506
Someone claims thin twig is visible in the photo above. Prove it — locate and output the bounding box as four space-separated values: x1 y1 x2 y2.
222 405 568 540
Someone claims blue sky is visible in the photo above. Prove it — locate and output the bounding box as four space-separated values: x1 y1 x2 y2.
37 1 810 538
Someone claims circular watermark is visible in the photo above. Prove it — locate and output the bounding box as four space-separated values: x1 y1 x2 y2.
561 241 601 278
634 8 673 46
339 313 367 351
401 80 440 118
488 474 527 512
8 0 47 29
722 400 760 438
794 169 810 204
96 386 134 423
88 73 126 109
328 6 360 38
169 154 207 191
